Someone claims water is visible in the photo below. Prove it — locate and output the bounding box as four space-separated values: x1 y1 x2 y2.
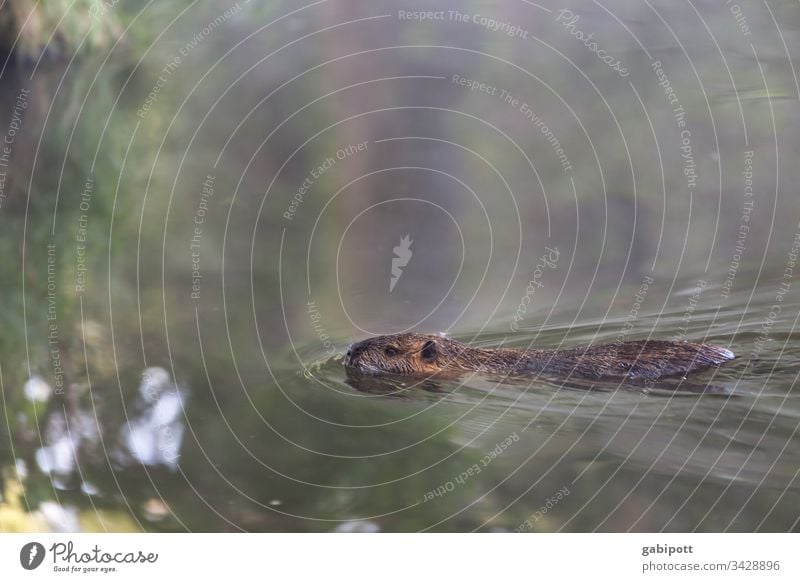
302 279 800 532
1 0 799 532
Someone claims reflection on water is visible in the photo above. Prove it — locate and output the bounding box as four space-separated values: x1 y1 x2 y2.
114 368 185 470
35 404 96 490
1 0 799 532
10 276 799 532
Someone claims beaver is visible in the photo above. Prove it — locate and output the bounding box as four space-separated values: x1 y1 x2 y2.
343 332 735 382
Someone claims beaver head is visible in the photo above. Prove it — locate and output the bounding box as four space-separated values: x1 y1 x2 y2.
343 332 460 375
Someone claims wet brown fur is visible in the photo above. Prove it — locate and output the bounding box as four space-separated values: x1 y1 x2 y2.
343 333 735 381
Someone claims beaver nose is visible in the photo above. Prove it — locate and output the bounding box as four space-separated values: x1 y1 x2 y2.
345 341 366 365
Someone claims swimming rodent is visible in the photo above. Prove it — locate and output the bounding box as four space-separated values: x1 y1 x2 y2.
343 332 735 381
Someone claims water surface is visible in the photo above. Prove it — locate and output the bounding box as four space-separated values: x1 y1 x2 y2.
0 0 799 532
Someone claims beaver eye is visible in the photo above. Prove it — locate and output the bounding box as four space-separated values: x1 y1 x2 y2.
385 346 398 357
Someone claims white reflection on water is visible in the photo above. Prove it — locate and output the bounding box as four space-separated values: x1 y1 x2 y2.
115 367 186 469
35 402 97 490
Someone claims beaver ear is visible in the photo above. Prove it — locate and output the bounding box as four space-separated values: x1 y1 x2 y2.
420 340 438 362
